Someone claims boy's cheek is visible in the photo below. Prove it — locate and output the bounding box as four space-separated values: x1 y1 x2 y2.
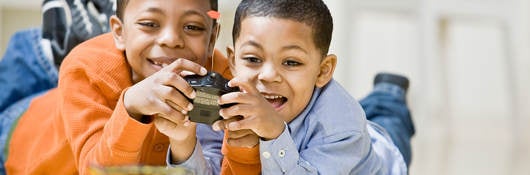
232 65 252 76
235 71 260 83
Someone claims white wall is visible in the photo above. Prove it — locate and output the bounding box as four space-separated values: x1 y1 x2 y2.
324 0 530 174
0 0 41 57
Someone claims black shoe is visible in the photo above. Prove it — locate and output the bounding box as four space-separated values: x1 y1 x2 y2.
374 73 409 93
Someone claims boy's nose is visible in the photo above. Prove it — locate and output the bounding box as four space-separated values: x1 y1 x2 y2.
157 28 184 48
258 64 282 83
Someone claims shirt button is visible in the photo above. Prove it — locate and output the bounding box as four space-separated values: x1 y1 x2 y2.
278 149 286 158
154 143 165 152
262 151 271 159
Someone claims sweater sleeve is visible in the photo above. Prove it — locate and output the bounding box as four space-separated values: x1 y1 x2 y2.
58 64 155 174
220 131 261 175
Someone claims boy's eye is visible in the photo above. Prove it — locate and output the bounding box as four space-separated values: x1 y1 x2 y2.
243 56 262 63
283 60 301 67
184 25 205 31
137 22 159 28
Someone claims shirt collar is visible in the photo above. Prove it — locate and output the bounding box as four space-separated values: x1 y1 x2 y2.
286 81 325 133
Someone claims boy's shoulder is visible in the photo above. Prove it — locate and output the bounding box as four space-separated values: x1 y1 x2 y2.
60 33 125 72
58 33 132 93
304 80 367 134
67 33 120 60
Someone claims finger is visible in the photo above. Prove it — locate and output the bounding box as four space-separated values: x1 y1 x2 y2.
226 129 255 139
226 134 259 148
219 77 262 107
166 100 187 114
154 116 179 133
154 116 196 140
157 71 197 100
179 70 196 77
183 115 192 127
150 99 179 117
165 58 208 76
212 115 242 131
228 77 259 95
226 117 255 131
219 102 254 120
156 111 186 125
218 91 260 108
212 120 226 131
154 85 193 112
218 92 241 107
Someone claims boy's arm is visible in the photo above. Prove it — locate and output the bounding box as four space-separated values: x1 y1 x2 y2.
258 123 384 175
167 141 213 175
58 67 158 174
166 124 225 175
220 131 261 175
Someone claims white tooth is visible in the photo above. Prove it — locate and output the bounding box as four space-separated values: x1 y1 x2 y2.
264 95 282 99
162 63 168 67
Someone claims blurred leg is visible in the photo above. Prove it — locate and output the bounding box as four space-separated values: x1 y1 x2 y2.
0 28 58 112
0 92 45 174
361 73 415 167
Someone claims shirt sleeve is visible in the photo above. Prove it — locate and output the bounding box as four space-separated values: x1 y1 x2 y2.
167 141 213 175
221 131 261 175
58 68 155 174
259 123 378 174
166 124 224 175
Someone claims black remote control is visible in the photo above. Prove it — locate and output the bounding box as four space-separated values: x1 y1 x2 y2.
185 72 239 125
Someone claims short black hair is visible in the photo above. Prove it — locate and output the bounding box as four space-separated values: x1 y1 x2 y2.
232 0 333 56
115 0 129 20
116 0 218 20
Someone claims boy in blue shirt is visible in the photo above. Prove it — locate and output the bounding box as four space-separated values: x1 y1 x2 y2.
215 0 409 174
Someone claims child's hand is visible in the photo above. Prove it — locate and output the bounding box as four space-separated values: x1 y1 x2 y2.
123 58 207 140
213 118 259 148
225 129 259 148
218 77 286 140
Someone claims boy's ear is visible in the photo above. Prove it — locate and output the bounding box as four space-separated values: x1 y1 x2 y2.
109 15 126 51
208 23 221 56
315 54 337 88
226 46 236 74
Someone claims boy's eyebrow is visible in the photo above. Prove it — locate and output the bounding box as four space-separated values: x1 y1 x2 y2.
182 10 209 21
143 7 164 14
242 40 308 54
141 8 208 20
241 40 263 50
281 45 308 54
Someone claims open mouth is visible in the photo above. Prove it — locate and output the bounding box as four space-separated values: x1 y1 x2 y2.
148 58 173 69
262 94 287 109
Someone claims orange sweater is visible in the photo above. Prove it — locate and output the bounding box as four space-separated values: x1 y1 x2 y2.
221 132 261 175
5 33 231 174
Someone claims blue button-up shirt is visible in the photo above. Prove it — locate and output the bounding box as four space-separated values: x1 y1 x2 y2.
169 79 406 175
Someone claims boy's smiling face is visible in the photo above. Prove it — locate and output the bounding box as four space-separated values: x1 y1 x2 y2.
111 0 217 83
229 16 336 122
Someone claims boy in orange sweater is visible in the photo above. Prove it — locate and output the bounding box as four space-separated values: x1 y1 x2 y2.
3 0 234 174
215 0 410 174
